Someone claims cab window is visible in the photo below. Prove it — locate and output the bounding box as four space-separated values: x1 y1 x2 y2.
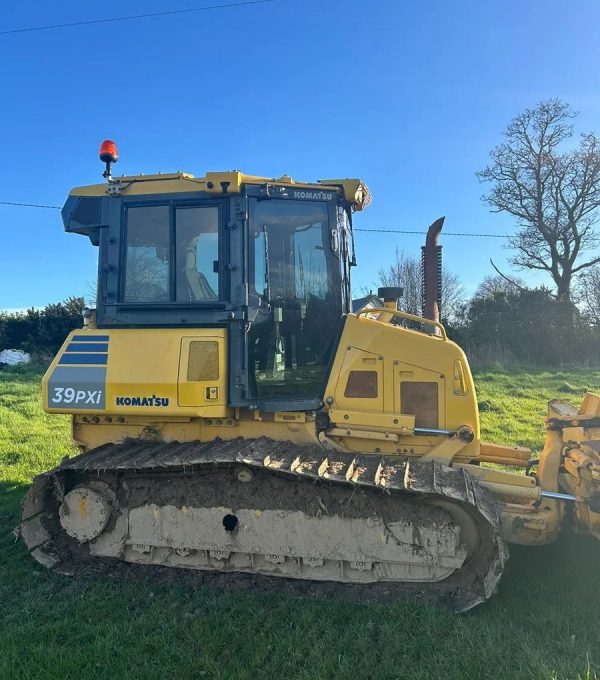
175 207 219 301
122 204 220 303
123 206 170 302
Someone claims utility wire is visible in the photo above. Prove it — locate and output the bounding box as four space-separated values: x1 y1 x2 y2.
0 0 277 37
0 201 61 209
355 228 509 238
0 201 510 239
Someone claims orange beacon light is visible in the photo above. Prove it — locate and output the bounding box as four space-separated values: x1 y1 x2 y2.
99 139 119 181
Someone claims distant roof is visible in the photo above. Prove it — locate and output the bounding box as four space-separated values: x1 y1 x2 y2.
351 295 383 313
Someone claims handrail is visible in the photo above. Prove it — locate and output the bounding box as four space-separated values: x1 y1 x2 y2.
356 308 447 341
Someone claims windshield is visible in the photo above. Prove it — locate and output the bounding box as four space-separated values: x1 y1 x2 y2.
248 198 342 401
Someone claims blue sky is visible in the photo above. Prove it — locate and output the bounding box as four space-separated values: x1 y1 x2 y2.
1 0 600 311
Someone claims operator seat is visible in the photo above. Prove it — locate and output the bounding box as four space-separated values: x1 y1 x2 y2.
184 236 217 301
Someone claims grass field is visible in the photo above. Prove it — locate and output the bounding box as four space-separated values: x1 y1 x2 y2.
2 366 600 680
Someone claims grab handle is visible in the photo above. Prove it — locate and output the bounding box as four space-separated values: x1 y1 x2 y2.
356 308 447 341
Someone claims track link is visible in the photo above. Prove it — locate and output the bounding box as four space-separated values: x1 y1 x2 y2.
20 437 508 612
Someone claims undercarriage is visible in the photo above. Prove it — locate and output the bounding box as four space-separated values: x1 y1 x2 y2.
21 437 506 612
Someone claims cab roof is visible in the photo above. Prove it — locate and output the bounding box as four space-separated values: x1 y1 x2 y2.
69 170 372 211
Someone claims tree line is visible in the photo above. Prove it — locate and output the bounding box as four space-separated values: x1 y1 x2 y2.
376 256 600 366
0 297 85 360
375 246 600 366
449 276 600 366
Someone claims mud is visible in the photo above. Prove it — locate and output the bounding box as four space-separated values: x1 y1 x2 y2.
21 437 508 612
56 554 458 610
114 467 447 527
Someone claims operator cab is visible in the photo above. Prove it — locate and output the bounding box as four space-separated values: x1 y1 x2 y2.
62 146 369 411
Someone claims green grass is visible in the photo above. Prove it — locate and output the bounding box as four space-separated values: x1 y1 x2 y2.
474 367 600 453
2 365 600 680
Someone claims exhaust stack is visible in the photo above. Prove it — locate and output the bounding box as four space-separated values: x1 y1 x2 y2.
421 217 444 333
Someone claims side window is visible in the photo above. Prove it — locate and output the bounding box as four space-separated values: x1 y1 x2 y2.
123 206 170 302
176 207 219 301
253 228 267 297
294 224 328 300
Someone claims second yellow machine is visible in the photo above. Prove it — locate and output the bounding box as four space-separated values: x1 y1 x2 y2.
21 142 600 611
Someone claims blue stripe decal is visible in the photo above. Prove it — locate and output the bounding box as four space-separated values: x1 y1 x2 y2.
71 335 110 342
66 343 109 353
59 354 108 365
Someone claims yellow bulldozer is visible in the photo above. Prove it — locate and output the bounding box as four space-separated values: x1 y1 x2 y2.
20 141 600 611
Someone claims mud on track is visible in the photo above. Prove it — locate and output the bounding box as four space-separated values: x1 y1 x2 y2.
21 437 508 611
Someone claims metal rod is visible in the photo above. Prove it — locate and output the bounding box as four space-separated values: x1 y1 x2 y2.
540 490 578 502
414 427 452 436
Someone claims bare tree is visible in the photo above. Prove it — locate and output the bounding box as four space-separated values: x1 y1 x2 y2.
124 249 169 301
475 273 526 299
440 270 466 323
377 248 465 323
378 249 421 314
579 264 600 326
478 99 600 301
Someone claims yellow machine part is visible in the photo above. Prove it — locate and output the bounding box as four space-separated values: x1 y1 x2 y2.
68 170 371 211
43 314 479 460
43 328 230 419
322 313 480 461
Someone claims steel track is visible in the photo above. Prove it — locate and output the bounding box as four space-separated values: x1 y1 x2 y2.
20 437 508 611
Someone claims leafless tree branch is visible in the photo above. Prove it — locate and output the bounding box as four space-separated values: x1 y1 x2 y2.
489 259 528 293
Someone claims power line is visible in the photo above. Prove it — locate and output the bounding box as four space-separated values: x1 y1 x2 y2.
0 201 61 209
355 228 509 239
0 201 511 238
0 0 277 37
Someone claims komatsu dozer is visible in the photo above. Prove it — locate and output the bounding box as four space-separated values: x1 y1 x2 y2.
20 141 600 611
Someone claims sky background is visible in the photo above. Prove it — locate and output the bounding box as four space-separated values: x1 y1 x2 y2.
1 0 600 311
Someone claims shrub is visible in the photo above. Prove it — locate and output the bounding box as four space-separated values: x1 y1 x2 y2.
0 297 85 359
449 287 600 366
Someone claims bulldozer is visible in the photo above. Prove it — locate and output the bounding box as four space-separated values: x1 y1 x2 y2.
20 140 600 611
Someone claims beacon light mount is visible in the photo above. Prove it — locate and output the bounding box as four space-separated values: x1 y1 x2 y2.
99 139 119 182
